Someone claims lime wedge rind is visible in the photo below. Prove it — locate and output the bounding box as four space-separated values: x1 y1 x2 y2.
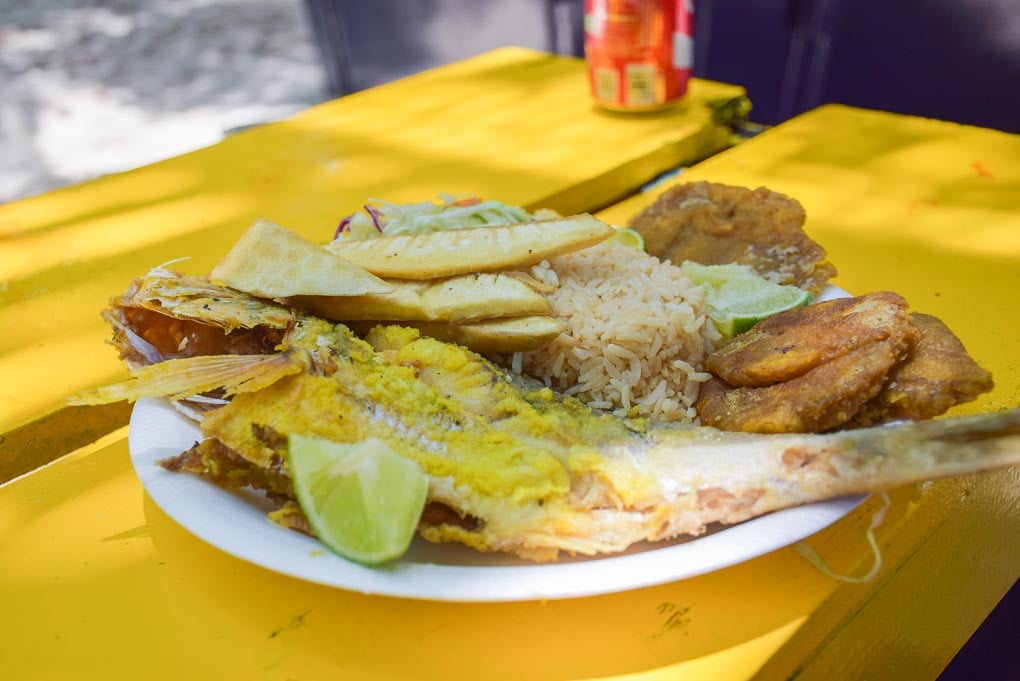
287 434 428 565
612 227 645 251
680 261 812 338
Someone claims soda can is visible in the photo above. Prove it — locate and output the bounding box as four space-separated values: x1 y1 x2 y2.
583 0 694 111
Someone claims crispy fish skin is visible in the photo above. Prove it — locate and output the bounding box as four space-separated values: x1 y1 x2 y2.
81 272 1019 561
163 438 294 501
628 181 837 294
100 268 293 369
849 312 995 426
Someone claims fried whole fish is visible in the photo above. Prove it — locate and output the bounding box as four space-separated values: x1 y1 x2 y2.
73 270 1020 561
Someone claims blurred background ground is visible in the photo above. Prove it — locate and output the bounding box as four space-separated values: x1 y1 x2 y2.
0 0 328 203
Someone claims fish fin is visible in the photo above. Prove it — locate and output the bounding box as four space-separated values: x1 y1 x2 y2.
839 409 1020 488
68 350 310 405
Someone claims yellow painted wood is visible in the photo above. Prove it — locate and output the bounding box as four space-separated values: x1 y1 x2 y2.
0 433 847 681
1 79 1017 681
598 104 1020 679
0 47 746 477
770 467 1019 681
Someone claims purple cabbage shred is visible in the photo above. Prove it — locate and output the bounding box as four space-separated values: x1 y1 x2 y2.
334 215 353 239
365 205 384 233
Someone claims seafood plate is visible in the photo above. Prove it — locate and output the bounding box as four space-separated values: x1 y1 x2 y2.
73 185 1019 598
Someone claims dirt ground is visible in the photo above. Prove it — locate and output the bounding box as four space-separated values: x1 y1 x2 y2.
0 0 328 203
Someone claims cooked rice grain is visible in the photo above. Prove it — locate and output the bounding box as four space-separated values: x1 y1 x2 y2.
512 240 720 422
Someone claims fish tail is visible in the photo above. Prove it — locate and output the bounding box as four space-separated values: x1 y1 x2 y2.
834 409 1020 492
628 409 1020 542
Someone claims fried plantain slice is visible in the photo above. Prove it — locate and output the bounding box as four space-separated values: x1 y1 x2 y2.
696 336 908 433
350 316 566 354
707 292 912 387
849 312 995 426
628 182 837 295
696 292 918 433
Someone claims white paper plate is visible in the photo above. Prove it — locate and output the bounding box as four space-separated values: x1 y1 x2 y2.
129 396 864 602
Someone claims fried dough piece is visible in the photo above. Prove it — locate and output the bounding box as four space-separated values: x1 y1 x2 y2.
628 182 837 294
849 313 994 426
696 292 917 433
707 292 913 387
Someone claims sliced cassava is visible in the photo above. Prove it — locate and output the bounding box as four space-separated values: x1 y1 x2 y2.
349 316 566 354
211 219 393 298
288 272 551 322
322 214 614 279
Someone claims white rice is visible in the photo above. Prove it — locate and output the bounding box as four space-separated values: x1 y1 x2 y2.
512 240 720 422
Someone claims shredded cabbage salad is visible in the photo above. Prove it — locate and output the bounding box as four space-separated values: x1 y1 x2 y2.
333 194 536 241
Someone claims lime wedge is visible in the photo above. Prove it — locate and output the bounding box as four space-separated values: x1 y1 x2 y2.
680 261 812 338
287 434 428 565
679 261 758 287
612 227 645 251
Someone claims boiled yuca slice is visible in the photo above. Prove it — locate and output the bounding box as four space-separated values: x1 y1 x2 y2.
288 272 551 322
349 316 566 354
323 214 614 279
212 219 393 298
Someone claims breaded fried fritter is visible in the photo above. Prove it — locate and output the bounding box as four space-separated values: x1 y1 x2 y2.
707 292 913 387
849 312 994 426
628 182 837 294
696 292 917 433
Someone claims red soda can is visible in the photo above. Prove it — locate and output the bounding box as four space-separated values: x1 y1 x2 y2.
583 0 694 111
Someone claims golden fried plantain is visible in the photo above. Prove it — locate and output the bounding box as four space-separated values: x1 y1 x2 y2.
696 292 918 433
707 292 913 387
349 316 566 354
628 182 836 295
696 336 908 433
849 312 994 426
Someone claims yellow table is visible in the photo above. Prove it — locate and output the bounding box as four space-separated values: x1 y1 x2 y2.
0 47 746 481
1 49 1017 680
